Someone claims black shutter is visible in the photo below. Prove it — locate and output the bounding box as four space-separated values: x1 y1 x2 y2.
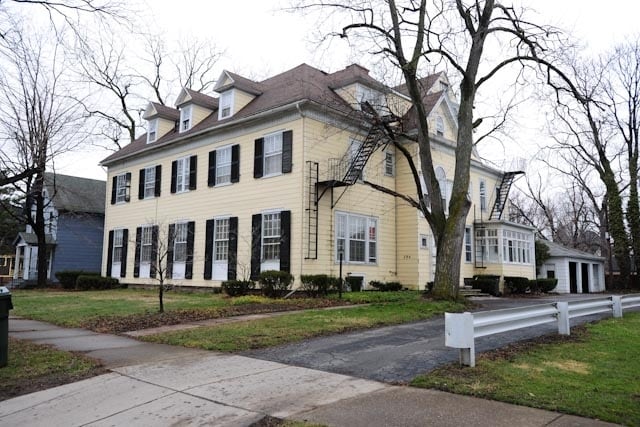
251 214 262 279
138 169 145 200
133 227 142 278
154 165 161 197
185 221 195 279
170 160 177 193
208 150 216 187
254 138 264 178
279 210 291 272
282 130 293 173
231 144 240 183
167 224 175 278
120 228 128 278
111 177 117 204
228 216 238 280
151 225 158 278
125 172 132 202
189 155 197 190
204 219 214 280
106 230 114 276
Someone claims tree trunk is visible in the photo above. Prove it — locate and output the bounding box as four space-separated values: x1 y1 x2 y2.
159 282 164 313
33 172 48 287
627 151 640 279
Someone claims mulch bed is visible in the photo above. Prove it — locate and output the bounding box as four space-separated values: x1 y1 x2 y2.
80 299 353 334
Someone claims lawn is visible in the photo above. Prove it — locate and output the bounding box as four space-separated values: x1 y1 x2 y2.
141 296 463 352
0 337 105 401
9 289 353 332
411 312 640 426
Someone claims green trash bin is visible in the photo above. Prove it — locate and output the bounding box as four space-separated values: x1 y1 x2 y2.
0 286 13 368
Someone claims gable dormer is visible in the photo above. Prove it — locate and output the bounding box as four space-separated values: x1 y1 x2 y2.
174 88 218 133
142 102 179 144
213 71 263 120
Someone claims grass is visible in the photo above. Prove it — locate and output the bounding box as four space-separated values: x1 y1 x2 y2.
411 312 640 426
0 337 105 401
142 295 463 352
10 288 225 327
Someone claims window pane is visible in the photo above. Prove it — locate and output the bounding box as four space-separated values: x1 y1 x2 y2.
214 218 229 261
144 167 156 198
141 226 153 263
116 175 127 203
262 213 280 261
174 223 188 262
216 147 232 184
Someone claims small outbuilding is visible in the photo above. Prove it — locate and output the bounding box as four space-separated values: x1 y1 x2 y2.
537 240 605 294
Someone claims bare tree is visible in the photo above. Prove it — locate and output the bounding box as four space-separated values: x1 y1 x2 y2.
545 52 632 285
293 0 570 299
605 38 640 276
0 27 88 286
76 32 224 150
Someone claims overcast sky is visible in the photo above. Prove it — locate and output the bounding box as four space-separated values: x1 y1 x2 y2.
55 0 640 180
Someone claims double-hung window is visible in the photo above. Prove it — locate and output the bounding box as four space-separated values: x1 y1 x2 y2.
214 218 229 261
219 91 233 119
384 151 395 176
115 174 128 203
479 180 487 212
263 133 283 176
464 227 473 262
216 146 232 185
180 105 192 132
143 166 156 199
176 157 190 192
436 116 445 136
113 229 124 262
173 223 188 263
262 212 281 261
335 212 377 263
147 119 158 143
141 226 153 264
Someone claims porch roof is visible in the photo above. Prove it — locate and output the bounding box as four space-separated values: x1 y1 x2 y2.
13 232 56 247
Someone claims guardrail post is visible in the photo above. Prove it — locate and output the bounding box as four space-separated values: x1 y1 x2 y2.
445 312 476 367
611 296 623 318
556 302 570 335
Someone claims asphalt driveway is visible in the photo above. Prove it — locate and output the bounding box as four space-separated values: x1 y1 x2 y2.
243 294 623 383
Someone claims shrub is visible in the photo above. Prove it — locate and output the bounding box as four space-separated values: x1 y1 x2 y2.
259 270 294 298
55 270 100 290
369 280 403 292
345 276 362 292
300 274 335 297
472 275 501 297
535 278 558 293
504 276 530 294
75 275 121 290
221 280 255 297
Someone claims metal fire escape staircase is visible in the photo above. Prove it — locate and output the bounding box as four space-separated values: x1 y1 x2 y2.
474 170 524 268
489 171 523 220
305 122 391 259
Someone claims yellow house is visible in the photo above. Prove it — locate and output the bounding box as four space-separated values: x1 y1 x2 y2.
100 63 535 291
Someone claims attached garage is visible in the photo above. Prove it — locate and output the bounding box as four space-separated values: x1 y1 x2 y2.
537 240 605 294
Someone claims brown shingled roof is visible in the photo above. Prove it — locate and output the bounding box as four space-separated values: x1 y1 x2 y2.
101 63 444 166
184 89 219 109
147 102 179 120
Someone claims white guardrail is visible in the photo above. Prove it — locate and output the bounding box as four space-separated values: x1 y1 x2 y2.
445 294 640 367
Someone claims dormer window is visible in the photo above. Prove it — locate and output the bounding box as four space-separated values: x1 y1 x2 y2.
356 84 384 112
436 116 444 137
180 104 192 132
147 119 158 143
219 90 233 119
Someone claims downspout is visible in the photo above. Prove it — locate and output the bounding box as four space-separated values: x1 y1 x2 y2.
296 102 305 287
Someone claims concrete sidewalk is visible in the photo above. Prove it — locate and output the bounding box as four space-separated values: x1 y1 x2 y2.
2 317 619 426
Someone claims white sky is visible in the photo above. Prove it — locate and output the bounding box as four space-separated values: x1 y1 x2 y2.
56 0 640 180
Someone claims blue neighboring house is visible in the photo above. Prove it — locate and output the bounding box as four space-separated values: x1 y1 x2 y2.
13 173 105 284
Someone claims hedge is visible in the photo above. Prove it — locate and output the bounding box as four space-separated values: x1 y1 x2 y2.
75 275 121 290
221 280 255 297
369 280 403 292
472 275 501 296
504 276 530 294
259 270 294 298
300 274 338 297
534 278 558 293
55 270 101 290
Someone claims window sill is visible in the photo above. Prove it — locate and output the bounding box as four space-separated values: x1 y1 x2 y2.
214 182 232 188
261 172 283 179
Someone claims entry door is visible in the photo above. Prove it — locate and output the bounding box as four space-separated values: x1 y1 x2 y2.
581 263 590 293
569 262 578 293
